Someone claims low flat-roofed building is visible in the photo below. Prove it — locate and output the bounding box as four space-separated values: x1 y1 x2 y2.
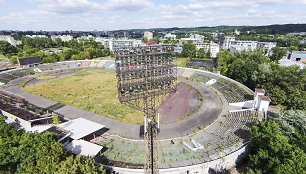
58 117 105 140
17 56 41 68
186 60 216 69
279 58 305 69
65 139 103 157
288 51 306 63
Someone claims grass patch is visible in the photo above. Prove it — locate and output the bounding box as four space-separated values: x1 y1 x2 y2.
36 75 56 80
24 69 144 124
20 78 35 88
0 54 6 58
174 57 190 67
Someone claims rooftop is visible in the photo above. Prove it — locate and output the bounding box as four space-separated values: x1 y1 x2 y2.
260 95 271 102
291 51 306 59
255 88 265 94
58 118 105 140
65 139 103 157
17 56 41 66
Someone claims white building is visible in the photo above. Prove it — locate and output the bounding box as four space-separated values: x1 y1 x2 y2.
279 58 305 69
234 29 240 35
195 43 209 50
229 40 276 55
51 35 73 42
174 45 183 53
164 33 176 40
179 34 204 45
222 36 235 50
25 35 47 38
229 40 258 53
257 42 277 55
224 36 276 55
77 35 94 41
223 36 277 54
104 38 142 51
210 42 220 58
0 35 21 46
144 31 153 40
95 37 105 43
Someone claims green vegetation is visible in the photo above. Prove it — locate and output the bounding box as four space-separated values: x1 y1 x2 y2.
180 42 213 60
247 110 306 174
0 37 111 64
236 34 306 49
24 69 144 124
36 75 56 80
19 77 35 88
217 50 306 110
173 57 190 67
181 43 196 58
0 114 106 174
52 113 62 125
0 41 18 57
0 54 7 59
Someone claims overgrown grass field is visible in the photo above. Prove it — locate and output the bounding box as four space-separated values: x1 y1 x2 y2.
24 69 144 124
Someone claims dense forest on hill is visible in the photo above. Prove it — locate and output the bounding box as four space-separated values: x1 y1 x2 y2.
121 24 306 35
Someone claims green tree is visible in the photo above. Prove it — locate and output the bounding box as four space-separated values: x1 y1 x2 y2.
52 113 61 124
0 114 106 174
197 48 206 59
58 156 106 174
270 47 287 62
247 121 306 174
59 49 78 61
0 41 18 55
181 43 196 58
84 47 96 59
55 38 63 47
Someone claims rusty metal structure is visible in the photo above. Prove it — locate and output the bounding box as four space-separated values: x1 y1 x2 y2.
115 45 177 174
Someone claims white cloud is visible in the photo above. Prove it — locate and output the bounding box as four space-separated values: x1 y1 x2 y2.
0 0 306 30
30 0 102 14
103 0 153 11
247 9 257 16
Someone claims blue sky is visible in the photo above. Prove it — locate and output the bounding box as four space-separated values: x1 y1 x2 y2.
0 0 306 31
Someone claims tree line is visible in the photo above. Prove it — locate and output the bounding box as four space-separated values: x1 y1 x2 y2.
216 49 306 110
0 37 111 64
247 110 306 174
180 43 212 59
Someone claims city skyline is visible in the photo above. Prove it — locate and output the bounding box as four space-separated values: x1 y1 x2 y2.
0 0 306 31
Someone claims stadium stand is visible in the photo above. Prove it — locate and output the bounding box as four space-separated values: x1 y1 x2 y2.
211 79 253 103
192 110 257 157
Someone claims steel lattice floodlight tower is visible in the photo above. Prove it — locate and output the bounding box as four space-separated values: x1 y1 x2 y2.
115 45 177 174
